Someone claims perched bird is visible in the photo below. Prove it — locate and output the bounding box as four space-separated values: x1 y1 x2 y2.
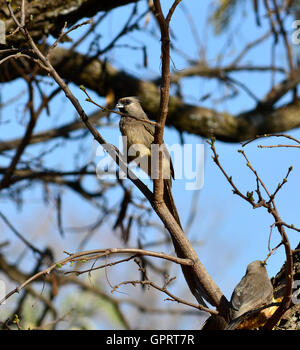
116 96 180 224
116 96 207 306
230 260 273 321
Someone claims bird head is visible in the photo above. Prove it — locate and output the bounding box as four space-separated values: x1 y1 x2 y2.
116 97 145 118
246 260 267 274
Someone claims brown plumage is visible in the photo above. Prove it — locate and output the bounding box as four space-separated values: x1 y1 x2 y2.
116 96 206 306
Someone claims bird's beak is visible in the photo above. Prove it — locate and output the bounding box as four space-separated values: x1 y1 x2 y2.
116 102 124 109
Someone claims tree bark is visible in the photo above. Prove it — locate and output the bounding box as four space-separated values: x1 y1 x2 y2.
1 0 140 44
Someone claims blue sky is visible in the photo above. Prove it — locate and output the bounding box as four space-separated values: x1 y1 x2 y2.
1 0 300 329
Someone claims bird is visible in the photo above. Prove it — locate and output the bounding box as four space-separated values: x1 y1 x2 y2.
115 96 180 225
229 260 274 321
115 96 207 306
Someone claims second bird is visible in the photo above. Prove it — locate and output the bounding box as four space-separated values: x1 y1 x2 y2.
230 260 274 320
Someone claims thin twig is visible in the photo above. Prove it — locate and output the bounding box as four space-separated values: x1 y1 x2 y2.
0 211 43 255
0 247 193 305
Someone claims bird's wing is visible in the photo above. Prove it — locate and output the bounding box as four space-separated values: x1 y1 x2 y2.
231 275 258 313
142 122 155 137
142 123 175 180
141 122 154 146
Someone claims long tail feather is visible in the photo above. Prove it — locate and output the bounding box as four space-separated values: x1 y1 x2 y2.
163 179 207 306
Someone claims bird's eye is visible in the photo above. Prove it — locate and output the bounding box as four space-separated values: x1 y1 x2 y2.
123 100 131 105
